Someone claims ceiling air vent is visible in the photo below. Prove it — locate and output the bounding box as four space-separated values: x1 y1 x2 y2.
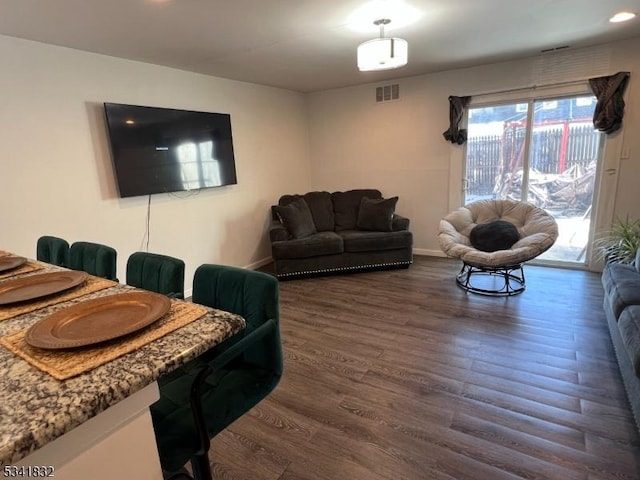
375 84 400 103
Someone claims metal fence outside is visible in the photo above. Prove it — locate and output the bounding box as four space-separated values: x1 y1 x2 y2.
465 124 601 198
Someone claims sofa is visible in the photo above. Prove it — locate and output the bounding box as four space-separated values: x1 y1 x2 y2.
602 249 640 430
269 189 413 278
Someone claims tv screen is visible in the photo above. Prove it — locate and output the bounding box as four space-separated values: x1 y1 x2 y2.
104 103 238 198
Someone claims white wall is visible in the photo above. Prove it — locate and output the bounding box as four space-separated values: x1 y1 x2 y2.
307 36 640 260
3 33 638 281
0 35 311 289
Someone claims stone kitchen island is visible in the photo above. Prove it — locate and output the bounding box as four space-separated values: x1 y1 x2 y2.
0 256 244 478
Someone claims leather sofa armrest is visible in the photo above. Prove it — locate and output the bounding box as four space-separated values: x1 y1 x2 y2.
392 214 410 231
269 220 290 242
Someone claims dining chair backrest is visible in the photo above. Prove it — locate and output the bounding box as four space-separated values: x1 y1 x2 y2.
150 264 283 479
69 241 118 281
126 252 185 299
192 264 283 372
193 264 279 335
36 236 69 267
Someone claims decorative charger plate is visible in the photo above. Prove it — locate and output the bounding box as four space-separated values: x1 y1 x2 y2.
25 291 172 349
0 256 27 274
0 271 88 305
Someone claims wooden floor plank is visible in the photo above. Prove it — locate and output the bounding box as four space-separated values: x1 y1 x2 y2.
449 412 633 480
202 256 640 479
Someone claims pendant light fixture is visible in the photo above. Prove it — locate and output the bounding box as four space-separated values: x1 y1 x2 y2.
357 18 408 71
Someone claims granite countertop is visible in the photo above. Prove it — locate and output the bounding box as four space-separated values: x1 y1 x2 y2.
0 262 245 466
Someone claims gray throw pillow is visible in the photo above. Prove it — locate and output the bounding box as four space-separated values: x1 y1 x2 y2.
469 220 520 252
357 197 398 232
274 198 317 239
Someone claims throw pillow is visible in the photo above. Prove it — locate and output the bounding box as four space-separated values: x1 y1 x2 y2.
332 189 382 231
357 196 398 232
274 198 317 239
469 220 520 252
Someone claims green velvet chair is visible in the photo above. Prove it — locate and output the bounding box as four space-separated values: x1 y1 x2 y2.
126 252 185 299
150 265 283 480
68 241 118 281
36 235 70 267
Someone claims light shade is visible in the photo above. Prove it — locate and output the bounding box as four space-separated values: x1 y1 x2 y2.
357 37 408 71
609 11 636 23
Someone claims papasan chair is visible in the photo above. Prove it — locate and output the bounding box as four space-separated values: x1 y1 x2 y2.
438 199 558 296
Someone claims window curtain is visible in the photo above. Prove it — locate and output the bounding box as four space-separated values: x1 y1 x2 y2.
443 96 471 145
588 71 630 134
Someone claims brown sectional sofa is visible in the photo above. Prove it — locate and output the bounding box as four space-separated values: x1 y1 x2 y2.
269 189 413 278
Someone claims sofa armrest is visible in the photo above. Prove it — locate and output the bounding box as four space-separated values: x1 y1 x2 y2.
392 214 410 231
269 220 290 242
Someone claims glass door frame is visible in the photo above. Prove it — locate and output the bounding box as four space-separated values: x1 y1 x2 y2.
447 83 619 271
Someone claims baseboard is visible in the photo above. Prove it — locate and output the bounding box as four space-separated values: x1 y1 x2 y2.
244 257 273 270
413 248 446 257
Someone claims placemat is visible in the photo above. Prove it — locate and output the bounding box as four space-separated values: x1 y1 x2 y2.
0 277 117 322
1 300 209 380
0 261 45 280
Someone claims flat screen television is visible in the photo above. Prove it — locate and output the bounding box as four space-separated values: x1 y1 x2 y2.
104 103 238 198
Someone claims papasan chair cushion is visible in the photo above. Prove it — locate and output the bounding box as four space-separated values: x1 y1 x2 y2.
438 199 559 295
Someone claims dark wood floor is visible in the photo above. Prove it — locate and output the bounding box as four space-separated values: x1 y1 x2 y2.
207 256 640 479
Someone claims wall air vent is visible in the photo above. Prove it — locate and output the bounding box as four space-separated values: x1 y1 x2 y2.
375 84 400 103
540 45 570 53
532 45 610 85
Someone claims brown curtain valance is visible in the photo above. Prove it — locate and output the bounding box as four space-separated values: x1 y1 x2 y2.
589 72 630 135
443 95 471 145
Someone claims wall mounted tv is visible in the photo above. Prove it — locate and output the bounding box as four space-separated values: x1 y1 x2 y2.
104 103 238 198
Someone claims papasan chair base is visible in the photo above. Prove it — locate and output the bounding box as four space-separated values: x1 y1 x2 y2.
439 200 558 297
456 262 525 296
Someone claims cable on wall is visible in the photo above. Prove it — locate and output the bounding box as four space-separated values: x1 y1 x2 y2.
140 194 151 252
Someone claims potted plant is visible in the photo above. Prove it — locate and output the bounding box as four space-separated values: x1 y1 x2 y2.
595 216 640 264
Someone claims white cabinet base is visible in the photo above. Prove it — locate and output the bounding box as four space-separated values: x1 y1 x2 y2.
17 383 164 480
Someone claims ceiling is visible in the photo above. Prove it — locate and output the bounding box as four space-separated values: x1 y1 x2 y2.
1 0 639 93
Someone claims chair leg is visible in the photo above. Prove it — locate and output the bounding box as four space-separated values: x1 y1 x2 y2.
188 366 215 480
190 454 213 480
455 262 526 296
164 468 193 480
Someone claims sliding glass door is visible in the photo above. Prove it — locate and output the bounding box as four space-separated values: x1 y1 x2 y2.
464 95 603 265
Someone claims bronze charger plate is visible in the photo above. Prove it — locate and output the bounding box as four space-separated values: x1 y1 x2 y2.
0 271 88 305
0 256 27 273
25 291 172 349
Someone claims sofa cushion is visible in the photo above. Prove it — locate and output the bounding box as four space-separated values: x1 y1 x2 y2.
602 262 640 320
357 197 398 232
274 198 317 239
269 221 290 242
469 220 520 252
340 230 413 253
602 262 637 295
279 191 335 232
617 305 640 376
272 232 344 259
332 189 382 231
392 214 410 232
